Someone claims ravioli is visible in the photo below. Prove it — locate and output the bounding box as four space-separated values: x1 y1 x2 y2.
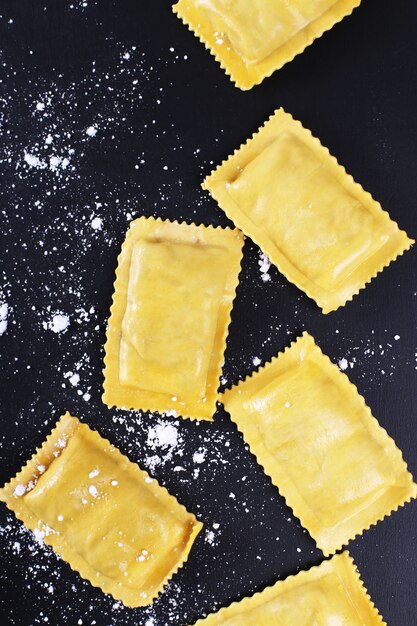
222 333 416 554
0 413 203 607
192 552 385 625
173 0 362 89
103 216 243 419
203 108 413 312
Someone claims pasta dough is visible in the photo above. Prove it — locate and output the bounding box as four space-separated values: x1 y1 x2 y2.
203 108 413 312
0 414 203 607
222 333 417 555
103 216 244 419
192 552 385 625
173 0 362 89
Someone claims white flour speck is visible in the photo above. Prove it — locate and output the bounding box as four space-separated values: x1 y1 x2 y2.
49 155 62 171
252 356 261 367
91 216 103 230
338 358 349 371
147 422 178 448
24 152 46 169
43 313 70 334
0 301 8 336
193 449 206 464
88 485 98 498
13 484 26 497
86 125 98 137
205 530 215 545
33 528 45 544
258 252 271 282
69 373 80 386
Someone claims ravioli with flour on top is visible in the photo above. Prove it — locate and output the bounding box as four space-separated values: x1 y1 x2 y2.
0 413 202 607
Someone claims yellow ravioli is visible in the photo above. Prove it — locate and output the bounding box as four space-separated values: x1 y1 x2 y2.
222 333 416 555
192 552 385 625
103 216 244 419
0 414 203 607
173 0 362 89
203 108 413 312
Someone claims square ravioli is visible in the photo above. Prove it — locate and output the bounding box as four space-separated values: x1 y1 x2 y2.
192 552 385 625
173 0 362 90
203 108 413 312
0 414 203 607
222 333 417 555
103 217 243 419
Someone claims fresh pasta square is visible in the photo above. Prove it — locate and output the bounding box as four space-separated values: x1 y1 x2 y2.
203 109 413 312
0 414 202 607
173 0 362 89
103 216 243 419
222 333 416 555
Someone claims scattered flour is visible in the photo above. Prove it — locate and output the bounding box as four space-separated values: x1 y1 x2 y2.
258 252 271 282
43 313 70 334
63 371 80 387
0 301 8 335
32 528 45 544
12 541 21 554
193 449 206 464
24 152 46 169
143 421 181 473
147 422 178 448
205 531 215 545
338 358 349 371
86 125 98 137
91 216 103 230
88 485 98 498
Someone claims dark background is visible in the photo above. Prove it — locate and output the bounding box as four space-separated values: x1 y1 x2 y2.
0 1 416 625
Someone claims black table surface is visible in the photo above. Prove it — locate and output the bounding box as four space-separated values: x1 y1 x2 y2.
0 1 416 625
